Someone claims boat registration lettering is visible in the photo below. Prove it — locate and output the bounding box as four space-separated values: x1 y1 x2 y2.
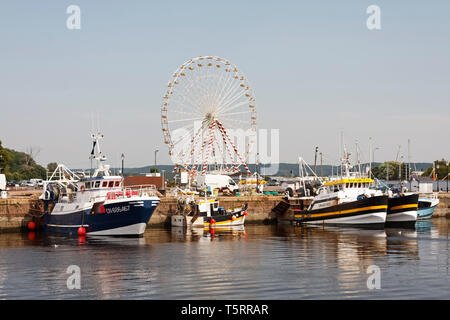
106 205 130 214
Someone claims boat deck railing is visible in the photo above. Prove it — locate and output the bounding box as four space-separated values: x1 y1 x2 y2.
55 184 158 204
106 184 158 200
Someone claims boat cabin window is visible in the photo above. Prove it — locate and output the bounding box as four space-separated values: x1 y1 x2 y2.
86 182 91 189
95 181 100 188
114 181 120 187
108 181 114 188
102 181 107 187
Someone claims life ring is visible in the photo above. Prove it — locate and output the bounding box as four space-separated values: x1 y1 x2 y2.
80 185 85 193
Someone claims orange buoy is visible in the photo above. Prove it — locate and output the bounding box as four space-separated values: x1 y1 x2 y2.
77 226 86 236
231 216 236 221
210 218 216 225
27 221 36 231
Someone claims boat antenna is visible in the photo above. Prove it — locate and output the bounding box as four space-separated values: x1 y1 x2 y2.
355 139 362 178
89 132 109 177
369 137 372 179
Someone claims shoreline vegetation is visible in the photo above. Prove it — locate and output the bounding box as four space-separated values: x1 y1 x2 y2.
0 140 46 181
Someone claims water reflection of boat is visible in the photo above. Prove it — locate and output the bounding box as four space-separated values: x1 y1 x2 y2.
415 220 433 234
171 225 246 241
32 232 147 247
276 223 387 248
384 227 419 257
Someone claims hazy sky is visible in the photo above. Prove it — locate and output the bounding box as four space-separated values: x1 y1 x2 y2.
1 1 449 169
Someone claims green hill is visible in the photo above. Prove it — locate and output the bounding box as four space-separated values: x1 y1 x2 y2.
0 140 46 181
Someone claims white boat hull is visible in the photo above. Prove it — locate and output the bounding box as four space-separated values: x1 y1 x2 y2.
386 210 417 223
303 211 386 226
87 222 147 236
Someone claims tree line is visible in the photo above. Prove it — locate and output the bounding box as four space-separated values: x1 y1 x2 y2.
371 160 449 180
0 140 56 181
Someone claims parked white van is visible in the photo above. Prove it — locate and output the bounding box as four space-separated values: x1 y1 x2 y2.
196 174 239 193
30 179 44 187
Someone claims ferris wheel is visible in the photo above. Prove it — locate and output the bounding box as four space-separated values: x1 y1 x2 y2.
161 56 257 177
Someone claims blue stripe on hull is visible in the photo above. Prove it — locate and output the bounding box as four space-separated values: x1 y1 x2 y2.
42 200 157 235
417 205 437 220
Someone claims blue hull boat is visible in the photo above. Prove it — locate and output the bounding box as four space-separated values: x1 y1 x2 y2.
417 196 439 220
39 132 160 236
42 199 159 236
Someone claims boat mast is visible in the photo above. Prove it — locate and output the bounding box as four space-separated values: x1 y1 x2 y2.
369 137 373 179
408 139 411 182
356 140 362 178
89 132 110 177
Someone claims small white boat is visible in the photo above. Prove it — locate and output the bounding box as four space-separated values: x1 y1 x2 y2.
417 194 439 219
171 195 248 228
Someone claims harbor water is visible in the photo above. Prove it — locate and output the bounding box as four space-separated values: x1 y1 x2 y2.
0 218 449 299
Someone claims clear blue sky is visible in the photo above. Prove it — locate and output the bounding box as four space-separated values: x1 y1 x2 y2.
1 1 449 168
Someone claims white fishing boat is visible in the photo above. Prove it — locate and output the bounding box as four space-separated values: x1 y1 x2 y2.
293 151 388 228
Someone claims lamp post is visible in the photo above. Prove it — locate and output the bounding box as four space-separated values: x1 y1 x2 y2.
447 161 449 193
154 148 159 172
121 153 124 177
372 147 380 179
436 163 440 192
256 152 259 193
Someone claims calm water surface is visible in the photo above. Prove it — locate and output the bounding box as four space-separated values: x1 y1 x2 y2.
0 218 449 299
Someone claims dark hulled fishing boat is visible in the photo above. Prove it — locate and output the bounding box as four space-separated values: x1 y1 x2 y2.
293 151 388 228
40 133 160 236
386 193 419 227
